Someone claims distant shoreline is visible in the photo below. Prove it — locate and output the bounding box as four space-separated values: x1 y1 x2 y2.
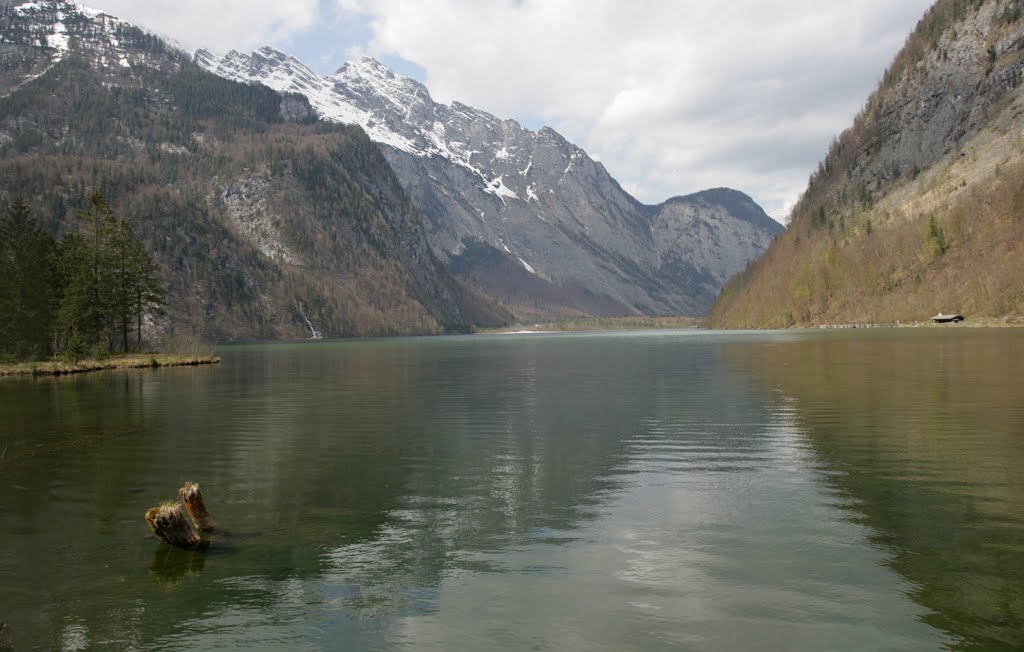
0 354 221 378
812 316 1024 330
479 316 701 334
481 314 1024 334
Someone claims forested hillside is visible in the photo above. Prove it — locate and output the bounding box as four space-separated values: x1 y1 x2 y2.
0 3 507 342
708 0 1024 327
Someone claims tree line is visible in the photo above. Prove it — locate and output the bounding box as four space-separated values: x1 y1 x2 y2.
0 192 165 361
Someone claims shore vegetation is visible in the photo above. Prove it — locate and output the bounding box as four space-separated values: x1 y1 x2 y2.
0 192 170 365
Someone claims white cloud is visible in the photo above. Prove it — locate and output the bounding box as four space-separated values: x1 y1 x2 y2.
336 0 934 220
93 0 321 53
89 0 935 221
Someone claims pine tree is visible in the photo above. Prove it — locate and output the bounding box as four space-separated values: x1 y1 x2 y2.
0 199 57 359
56 191 166 354
76 191 122 349
131 242 165 351
55 231 93 355
110 219 164 351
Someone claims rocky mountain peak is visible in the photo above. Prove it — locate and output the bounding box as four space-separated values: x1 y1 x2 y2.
334 55 407 83
195 45 781 316
2 0 783 320
196 46 323 97
4 0 112 58
1 0 187 94
0 6 507 339
670 188 782 232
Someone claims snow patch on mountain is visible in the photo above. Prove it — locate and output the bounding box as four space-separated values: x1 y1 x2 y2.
488 175 517 204
1 0 782 319
195 47 555 210
3 0 176 72
198 48 783 314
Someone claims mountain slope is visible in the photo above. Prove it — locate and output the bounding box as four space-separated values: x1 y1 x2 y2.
708 0 1024 327
0 0 508 341
197 48 783 317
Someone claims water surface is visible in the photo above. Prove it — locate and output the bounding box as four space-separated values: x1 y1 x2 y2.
1 329 1022 650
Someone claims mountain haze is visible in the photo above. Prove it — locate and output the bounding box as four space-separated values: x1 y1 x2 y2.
197 47 783 317
709 0 1024 327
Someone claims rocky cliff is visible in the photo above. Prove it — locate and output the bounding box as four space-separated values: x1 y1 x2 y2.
197 48 783 317
708 0 1024 327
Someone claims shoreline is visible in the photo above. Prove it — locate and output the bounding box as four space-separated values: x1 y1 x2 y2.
479 316 701 334
811 316 1024 330
0 354 221 378
482 315 1024 334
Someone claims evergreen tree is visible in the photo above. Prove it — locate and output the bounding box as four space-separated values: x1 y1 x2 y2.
55 191 166 354
0 199 57 359
130 241 165 351
75 191 122 348
55 230 93 355
110 219 164 351
925 214 948 257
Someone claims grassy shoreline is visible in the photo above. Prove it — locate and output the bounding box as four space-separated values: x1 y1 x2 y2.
0 354 221 378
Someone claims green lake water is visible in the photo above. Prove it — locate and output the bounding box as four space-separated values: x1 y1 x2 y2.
1 329 1022 650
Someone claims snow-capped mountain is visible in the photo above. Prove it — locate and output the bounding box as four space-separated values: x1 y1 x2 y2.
0 0 186 89
1 0 781 318
0 0 509 339
197 47 782 316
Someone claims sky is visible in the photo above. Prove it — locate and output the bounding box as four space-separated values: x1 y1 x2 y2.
96 0 935 222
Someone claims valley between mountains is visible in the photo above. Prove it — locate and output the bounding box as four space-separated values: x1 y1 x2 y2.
0 0 781 341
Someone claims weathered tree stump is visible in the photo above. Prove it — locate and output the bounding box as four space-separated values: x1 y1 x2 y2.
178 481 215 532
145 503 205 550
0 621 12 650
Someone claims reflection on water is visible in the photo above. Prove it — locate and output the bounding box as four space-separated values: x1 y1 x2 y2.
737 329 1024 650
0 330 1020 649
149 546 208 590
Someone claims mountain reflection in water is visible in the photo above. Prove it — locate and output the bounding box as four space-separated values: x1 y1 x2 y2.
1 330 1019 650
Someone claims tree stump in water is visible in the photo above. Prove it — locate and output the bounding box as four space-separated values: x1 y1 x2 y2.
178 481 215 532
0 621 12 651
145 503 205 550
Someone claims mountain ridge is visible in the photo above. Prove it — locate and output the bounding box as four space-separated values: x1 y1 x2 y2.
2 0 782 326
197 45 783 317
0 0 510 341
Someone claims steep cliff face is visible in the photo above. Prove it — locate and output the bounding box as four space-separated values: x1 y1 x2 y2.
0 0 507 340
198 48 782 317
652 189 784 304
708 0 1024 327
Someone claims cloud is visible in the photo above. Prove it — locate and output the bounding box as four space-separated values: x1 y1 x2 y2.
336 0 934 220
89 0 935 221
94 0 321 53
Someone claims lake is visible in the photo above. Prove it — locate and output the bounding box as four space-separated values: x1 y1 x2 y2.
1 329 1022 650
